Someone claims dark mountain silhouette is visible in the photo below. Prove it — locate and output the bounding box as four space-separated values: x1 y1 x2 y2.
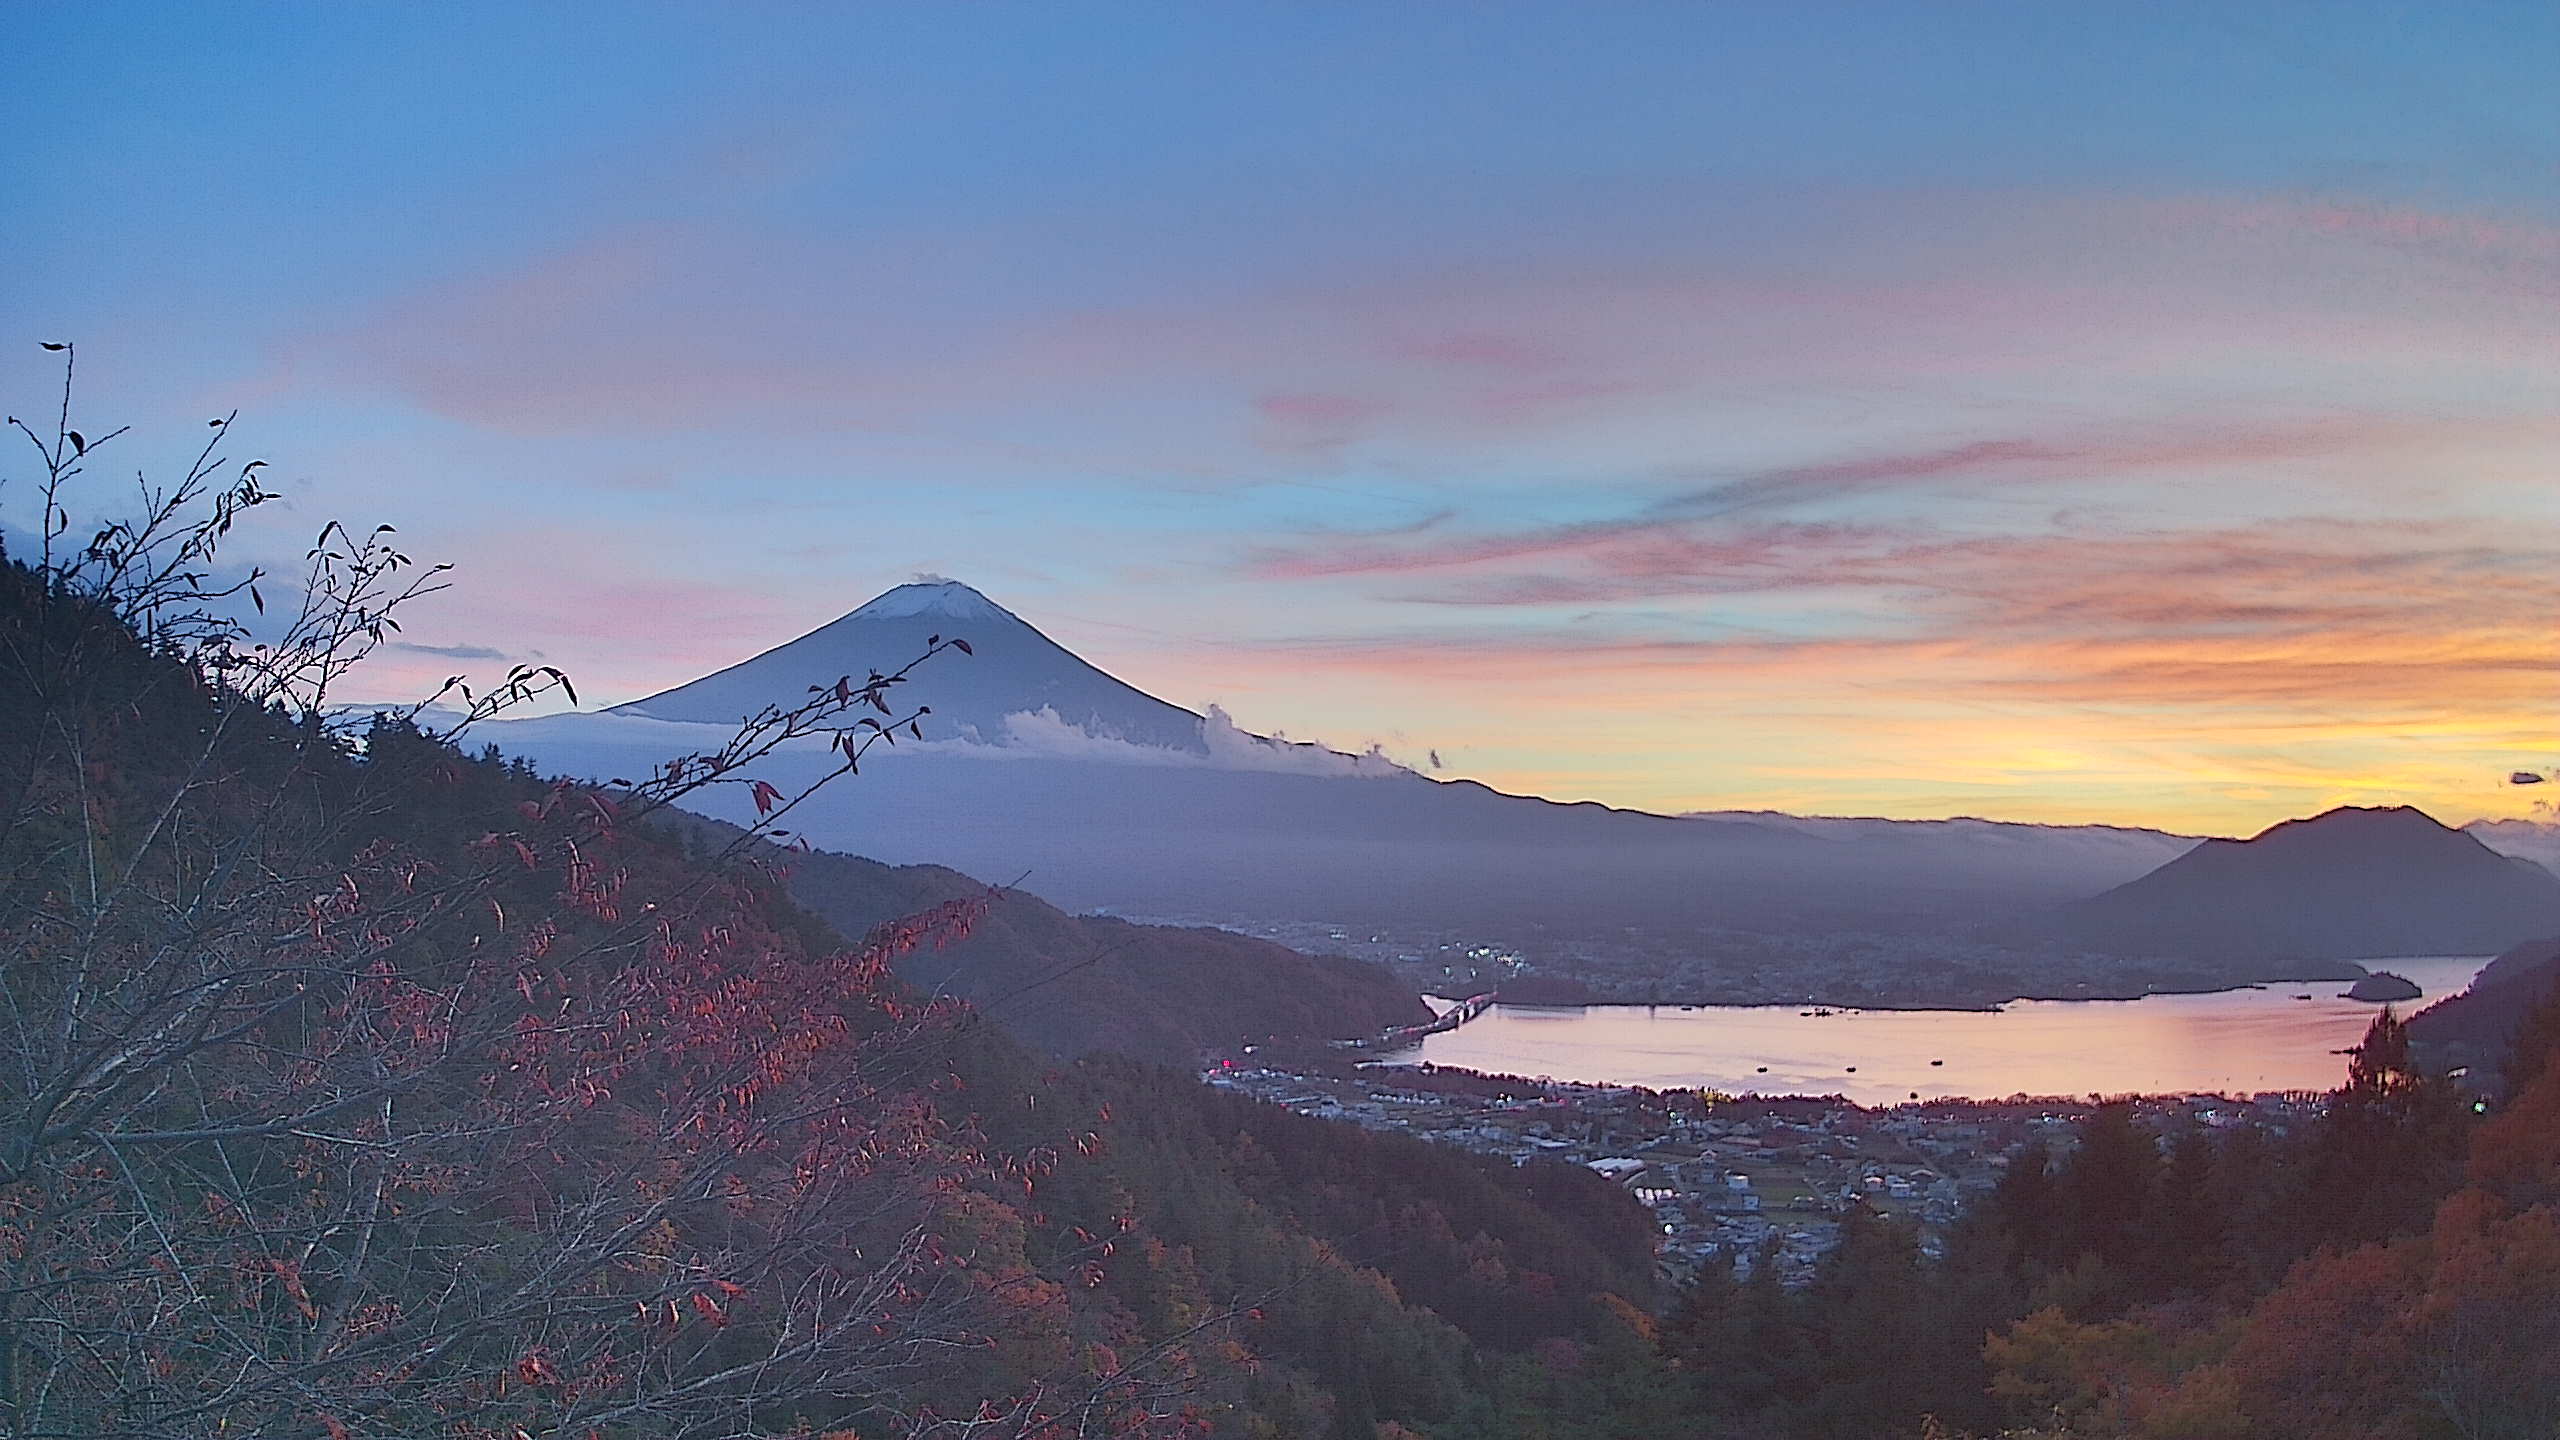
2409 936 2560 1086
687 820 1432 1057
2346 971 2422 1002
619 580 1208 750
2060 806 2560 962
2468 934 2560 992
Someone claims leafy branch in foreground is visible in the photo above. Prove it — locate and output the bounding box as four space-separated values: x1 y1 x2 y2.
0 349 1202 1440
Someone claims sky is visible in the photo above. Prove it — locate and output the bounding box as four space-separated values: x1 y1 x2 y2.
6 2 2558 835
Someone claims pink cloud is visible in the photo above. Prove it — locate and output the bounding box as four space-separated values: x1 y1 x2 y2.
1229 512 2560 724
2157 193 2560 266
1251 392 1362 425
1670 411 2492 516
335 522 815 707
1250 390 1396 454
1255 391 1390 428
1246 409 2532 581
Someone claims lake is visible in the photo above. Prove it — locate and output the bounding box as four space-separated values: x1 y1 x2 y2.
1395 955 2492 1104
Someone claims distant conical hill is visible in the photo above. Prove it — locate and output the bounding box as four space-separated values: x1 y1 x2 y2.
2060 805 2560 961
616 579 1207 750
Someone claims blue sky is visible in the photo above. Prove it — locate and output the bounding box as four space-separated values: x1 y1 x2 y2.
9 3 2559 831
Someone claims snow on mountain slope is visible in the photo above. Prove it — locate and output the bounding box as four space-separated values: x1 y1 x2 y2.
617 581 1210 751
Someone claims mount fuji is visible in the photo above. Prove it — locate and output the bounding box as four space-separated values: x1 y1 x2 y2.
617 580 1209 752
480 581 2211 972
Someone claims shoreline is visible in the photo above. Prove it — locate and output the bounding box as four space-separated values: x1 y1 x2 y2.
1429 967 2390 1018
1376 957 2493 1101
1325 1053 2332 1111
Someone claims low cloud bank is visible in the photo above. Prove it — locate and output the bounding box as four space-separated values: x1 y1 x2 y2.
997 703 1410 777
487 702 1416 779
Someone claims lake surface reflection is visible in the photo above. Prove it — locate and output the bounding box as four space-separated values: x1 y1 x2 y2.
1398 955 2491 1103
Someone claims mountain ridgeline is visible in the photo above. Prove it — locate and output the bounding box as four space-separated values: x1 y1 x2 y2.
619 580 1208 750
663 813 1430 1058
493 583 2203 956
2409 935 2560 1087
2060 805 2560 962
486 580 2560 1011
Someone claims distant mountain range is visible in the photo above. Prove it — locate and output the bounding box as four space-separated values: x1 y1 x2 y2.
484 580 2560 1014
2462 817 2560 873
2061 806 2560 962
489 582 2202 938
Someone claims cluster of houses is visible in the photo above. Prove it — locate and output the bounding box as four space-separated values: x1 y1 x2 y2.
1203 1057 2320 1284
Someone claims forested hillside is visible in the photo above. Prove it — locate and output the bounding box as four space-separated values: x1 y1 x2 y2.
0 476 1653 1438
1426 998 2560 1440
706 835 1429 1059
2410 936 2560 1089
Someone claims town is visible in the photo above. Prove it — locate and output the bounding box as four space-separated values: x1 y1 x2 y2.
1202 1051 2323 1284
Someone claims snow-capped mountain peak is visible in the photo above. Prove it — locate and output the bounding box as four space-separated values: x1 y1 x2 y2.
846 580 1018 624
614 578 1210 751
